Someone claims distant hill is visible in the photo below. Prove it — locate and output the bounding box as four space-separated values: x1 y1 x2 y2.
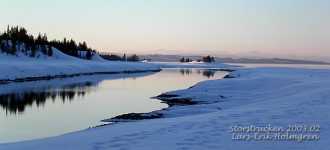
141 54 330 65
216 57 330 64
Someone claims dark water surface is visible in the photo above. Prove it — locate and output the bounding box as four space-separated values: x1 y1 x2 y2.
0 69 227 143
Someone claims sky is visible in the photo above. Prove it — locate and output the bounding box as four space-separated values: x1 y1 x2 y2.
1 0 330 60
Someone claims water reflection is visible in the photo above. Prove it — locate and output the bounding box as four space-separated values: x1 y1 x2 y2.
0 72 156 116
0 82 94 114
0 69 219 115
179 69 192 75
0 69 228 143
180 69 216 78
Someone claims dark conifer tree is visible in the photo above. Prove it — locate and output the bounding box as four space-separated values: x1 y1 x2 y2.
202 55 215 63
78 41 88 51
123 54 127 61
127 54 139 61
0 41 5 53
86 50 92 60
99 53 122 61
30 43 36 57
10 40 17 55
47 45 53 57
0 26 99 59
180 57 185 63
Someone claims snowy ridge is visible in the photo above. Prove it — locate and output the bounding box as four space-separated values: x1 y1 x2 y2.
0 48 160 81
1 67 328 149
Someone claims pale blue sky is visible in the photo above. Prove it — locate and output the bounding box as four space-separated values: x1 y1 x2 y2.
1 0 330 60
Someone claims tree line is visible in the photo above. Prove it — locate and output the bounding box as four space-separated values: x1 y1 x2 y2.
0 26 95 59
180 55 215 63
99 53 140 62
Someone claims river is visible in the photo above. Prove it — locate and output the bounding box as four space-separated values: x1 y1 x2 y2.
0 68 228 143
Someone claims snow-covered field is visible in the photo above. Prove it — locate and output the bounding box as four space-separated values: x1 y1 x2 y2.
0 48 160 80
1 67 328 150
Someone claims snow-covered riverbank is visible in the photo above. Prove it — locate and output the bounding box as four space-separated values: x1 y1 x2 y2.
0 48 160 81
1 67 328 150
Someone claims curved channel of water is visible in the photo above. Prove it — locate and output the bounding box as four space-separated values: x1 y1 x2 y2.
0 68 227 143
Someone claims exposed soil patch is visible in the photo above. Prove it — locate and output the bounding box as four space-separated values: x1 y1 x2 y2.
155 93 198 107
106 113 163 122
223 74 236 79
103 94 198 123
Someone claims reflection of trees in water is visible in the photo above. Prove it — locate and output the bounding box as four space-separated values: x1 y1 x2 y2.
0 82 95 114
202 70 216 78
180 69 216 78
179 69 193 76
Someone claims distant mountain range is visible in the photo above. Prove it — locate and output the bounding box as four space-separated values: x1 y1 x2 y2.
141 54 330 65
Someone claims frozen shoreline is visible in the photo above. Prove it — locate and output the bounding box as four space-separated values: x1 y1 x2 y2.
0 48 161 82
0 69 161 85
0 48 236 83
1 67 328 149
